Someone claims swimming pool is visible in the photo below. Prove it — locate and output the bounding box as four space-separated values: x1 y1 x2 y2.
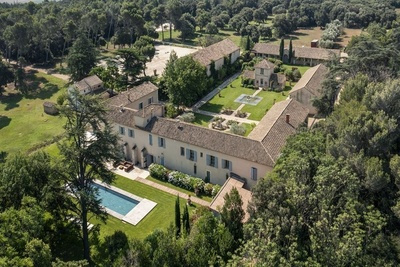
93 183 139 216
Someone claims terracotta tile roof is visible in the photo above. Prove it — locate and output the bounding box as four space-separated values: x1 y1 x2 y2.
254 59 275 69
253 43 340 60
289 64 328 96
248 99 309 162
209 178 251 222
75 75 103 91
144 117 275 166
107 106 137 128
107 82 158 108
192 39 239 67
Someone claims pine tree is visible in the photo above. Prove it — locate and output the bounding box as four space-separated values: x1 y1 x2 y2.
279 38 284 61
183 204 190 234
175 195 181 237
288 38 293 63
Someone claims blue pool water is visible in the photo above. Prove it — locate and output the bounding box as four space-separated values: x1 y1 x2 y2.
93 184 138 215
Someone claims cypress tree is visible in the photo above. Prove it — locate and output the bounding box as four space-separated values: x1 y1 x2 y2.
245 35 251 51
288 38 293 63
183 204 190 234
279 38 284 61
175 195 181 237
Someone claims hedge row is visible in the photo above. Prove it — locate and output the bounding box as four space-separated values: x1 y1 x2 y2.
149 163 221 197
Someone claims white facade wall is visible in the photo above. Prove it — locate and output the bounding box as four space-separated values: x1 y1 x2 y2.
254 67 272 88
231 49 240 63
116 125 271 188
127 91 159 111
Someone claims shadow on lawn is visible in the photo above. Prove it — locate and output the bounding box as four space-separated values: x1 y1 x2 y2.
0 115 11 129
25 70 61 100
0 92 23 111
199 103 224 114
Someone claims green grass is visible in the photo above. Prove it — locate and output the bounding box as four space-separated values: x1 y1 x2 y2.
0 71 67 155
241 89 289 120
91 175 198 241
192 112 213 127
282 64 311 75
241 122 256 137
199 77 255 113
147 176 213 202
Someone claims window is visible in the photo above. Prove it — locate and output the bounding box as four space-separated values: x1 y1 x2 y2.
148 97 153 104
194 164 197 174
260 68 264 75
222 159 232 170
119 126 125 135
206 154 218 168
158 137 165 148
251 167 258 181
186 149 197 161
200 152 203 157
149 134 153 146
128 129 134 138
139 102 143 110
180 147 185 156
260 78 264 85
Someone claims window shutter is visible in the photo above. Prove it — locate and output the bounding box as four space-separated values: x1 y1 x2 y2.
149 134 152 145
206 154 210 166
193 151 197 162
186 149 190 160
221 159 225 168
163 139 166 148
158 137 161 147
229 161 232 171
215 156 218 168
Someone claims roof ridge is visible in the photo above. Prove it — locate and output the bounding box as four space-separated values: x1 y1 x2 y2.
257 99 292 145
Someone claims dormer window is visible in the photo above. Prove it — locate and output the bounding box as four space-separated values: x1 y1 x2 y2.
139 102 143 110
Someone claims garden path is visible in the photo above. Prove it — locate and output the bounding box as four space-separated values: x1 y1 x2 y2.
136 177 211 206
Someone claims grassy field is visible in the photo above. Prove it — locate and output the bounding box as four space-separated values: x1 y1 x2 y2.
269 27 362 49
91 175 199 241
241 89 289 120
192 112 213 127
147 176 213 202
200 78 255 113
0 71 66 155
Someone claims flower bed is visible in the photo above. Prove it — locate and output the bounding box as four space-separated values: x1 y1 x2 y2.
149 163 221 197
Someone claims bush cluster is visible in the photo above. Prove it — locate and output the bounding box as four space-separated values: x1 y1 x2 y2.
149 164 221 197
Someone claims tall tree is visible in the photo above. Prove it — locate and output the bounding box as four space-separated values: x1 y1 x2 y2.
220 187 244 248
175 195 181 237
117 48 146 82
279 38 284 61
162 53 207 107
67 34 97 81
182 204 190 235
58 89 121 262
0 59 14 95
288 38 293 63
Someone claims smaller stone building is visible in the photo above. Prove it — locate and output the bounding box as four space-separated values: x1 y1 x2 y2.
242 59 286 91
74 75 103 95
43 101 58 115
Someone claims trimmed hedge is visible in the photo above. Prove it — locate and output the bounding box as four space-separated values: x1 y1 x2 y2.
149 164 221 197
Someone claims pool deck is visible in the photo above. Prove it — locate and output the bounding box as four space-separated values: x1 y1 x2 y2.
94 180 157 226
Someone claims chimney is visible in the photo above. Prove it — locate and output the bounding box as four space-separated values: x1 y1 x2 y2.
286 114 290 124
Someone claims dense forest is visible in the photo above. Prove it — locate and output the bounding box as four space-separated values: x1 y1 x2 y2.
2 0 400 266
0 0 399 64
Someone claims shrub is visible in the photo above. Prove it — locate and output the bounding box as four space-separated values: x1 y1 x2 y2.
230 122 246 136
179 112 195 123
166 103 179 118
293 69 302 81
212 185 221 197
204 183 213 195
149 164 168 181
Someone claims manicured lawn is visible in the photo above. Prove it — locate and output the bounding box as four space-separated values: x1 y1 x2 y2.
0 71 67 155
147 176 213 202
282 64 311 75
241 89 289 120
192 112 213 127
91 175 198 241
199 77 255 113
241 122 256 137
